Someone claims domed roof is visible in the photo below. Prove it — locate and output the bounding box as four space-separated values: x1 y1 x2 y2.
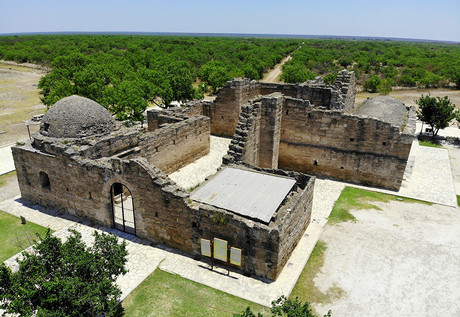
354 96 408 128
40 95 116 138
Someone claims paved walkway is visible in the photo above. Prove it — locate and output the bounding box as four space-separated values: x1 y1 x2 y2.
0 144 15 175
169 136 231 190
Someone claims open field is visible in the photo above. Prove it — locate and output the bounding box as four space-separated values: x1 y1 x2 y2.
356 88 460 110
298 188 460 316
0 62 46 146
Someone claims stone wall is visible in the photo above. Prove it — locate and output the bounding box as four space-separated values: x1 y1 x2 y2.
138 116 210 174
226 94 415 190
209 70 356 137
13 139 314 280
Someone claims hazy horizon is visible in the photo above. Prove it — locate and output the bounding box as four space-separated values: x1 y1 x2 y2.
1 0 459 42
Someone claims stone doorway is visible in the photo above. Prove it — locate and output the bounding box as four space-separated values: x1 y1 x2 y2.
111 183 136 235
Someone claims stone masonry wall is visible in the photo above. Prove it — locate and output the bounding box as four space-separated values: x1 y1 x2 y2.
279 99 415 190
226 94 414 190
138 116 210 174
209 70 356 137
257 93 283 169
13 142 313 280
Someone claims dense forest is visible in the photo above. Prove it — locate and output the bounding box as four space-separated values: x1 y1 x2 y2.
0 35 459 121
282 40 460 92
0 35 299 121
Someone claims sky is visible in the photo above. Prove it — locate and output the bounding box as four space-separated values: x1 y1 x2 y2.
1 0 459 42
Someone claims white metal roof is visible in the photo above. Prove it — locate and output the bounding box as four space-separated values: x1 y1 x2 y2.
191 167 295 223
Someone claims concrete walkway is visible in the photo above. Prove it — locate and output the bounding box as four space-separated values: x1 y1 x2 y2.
0 144 15 175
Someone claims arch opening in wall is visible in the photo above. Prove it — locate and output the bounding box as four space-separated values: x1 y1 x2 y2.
39 171 50 190
110 183 136 235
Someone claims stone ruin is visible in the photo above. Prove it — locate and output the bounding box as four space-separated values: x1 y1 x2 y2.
12 70 416 280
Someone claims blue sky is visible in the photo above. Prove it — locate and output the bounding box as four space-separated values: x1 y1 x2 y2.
1 0 459 42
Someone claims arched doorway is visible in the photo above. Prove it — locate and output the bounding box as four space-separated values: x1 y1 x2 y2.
110 183 136 235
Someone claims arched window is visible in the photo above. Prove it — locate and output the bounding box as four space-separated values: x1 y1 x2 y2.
110 183 135 235
39 171 50 190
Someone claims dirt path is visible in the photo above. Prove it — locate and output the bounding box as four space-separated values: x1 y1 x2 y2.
314 200 460 316
262 55 292 83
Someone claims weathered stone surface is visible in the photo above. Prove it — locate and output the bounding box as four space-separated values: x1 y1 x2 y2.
40 95 116 138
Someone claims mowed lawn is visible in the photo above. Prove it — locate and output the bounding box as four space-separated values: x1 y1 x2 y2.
0 210 52 262
122 268 270 317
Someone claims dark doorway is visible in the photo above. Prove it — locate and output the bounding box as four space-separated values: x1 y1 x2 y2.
110 183 135 235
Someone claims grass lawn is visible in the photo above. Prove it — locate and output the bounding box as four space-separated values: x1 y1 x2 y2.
122 268 270 317
418 140 443 148
0 171 17 187
327 186 432 225
0 210 52 262
457 195 460 207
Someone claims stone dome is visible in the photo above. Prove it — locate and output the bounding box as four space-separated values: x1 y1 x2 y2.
354 96 408 128
40 95 116 138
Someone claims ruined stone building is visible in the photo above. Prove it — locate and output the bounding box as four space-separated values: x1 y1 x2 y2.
12 70 415 280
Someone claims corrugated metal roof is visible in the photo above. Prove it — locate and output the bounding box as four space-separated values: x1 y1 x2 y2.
191 167 295 223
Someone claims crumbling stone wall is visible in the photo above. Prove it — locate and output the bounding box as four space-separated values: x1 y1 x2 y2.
209 70 356 137
226 94 415 190
225 94 285 169
279 100 415 190
13 137 314 280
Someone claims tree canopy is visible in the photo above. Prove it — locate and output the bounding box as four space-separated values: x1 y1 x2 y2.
0 35 299 121
0 229 128 317
416 94 458 137
234 296 331 317
0 35 459 121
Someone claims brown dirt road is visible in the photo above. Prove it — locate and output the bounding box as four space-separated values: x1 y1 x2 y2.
262 55 292 83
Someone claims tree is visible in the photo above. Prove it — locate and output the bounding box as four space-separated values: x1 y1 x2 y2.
416 94 457 137
363 75 381 92
0 229 128 317
377 78 393 95
234 296 331 317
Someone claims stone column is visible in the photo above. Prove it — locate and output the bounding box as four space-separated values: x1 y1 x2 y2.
258 93 283 169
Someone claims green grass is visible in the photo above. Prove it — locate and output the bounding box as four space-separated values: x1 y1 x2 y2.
0 171 17 187
457 195 460 207
0 210 52 262
122 268 270 317
419 140 443 148
327 186 432 225
290 241 344 305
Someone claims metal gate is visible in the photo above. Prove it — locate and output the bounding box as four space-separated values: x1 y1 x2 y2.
111 183 136 235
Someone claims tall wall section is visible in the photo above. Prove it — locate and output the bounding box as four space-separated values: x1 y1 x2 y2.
279 98 415 190
226 94 415 190
209 70 356 137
